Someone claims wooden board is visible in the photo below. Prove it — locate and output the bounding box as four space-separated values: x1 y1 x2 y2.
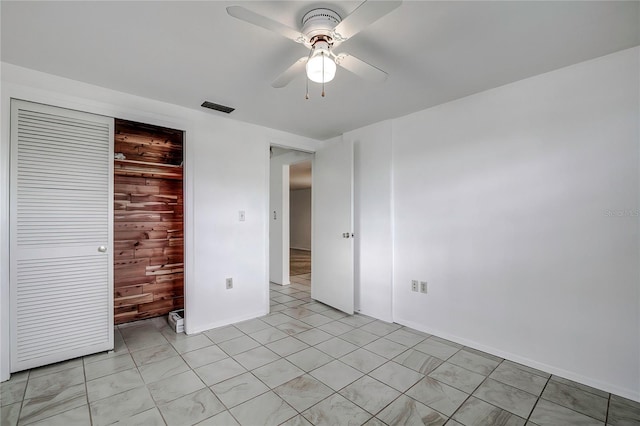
114 119 184 324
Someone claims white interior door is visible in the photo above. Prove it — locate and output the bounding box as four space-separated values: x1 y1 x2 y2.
10 100 114 372
312 139 354 314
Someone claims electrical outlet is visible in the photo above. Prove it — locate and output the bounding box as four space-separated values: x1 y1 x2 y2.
411 280 419 292
226 278 233 289
420 281 428 293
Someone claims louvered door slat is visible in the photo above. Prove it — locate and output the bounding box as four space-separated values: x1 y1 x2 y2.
10 100 114 372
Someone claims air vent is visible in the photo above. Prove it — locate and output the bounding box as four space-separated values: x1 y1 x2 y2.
201 101 235 114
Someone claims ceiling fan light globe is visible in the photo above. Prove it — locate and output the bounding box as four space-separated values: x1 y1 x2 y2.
306 54 336 83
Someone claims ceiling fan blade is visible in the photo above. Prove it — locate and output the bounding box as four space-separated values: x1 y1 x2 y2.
332 0 401 42
335 53 388 82
227 6 306 44
272 57 308 88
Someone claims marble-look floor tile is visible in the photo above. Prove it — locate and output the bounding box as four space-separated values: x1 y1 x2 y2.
541 380 607 421
448 349 500 376
252 359 305 388
0 402 20 426
27 404 91 426
265 336 309 357
90 386 155 426
171 334 214 355
87 368 145 402
303 393 371 426
314 337 359 358
233 346 281 370
230 391 297 426
473 378 537 418
338 314 376 328
500 360 550 379
282 306 315 319
20 383 87 424
158 388 226 426
340 375 401 415
0 378 27 406
276 320 314 336
24 366 85 399
318 320 355 336
299 313 334 327
234 318 271 334
197 410 241 426
340 348 387 373
453 396 526 426
130 343 179 367
529 398 603 426
123 331 168 351
377 394 447 426
203 325 244 344
211 372 269 408
274 375 334 412
428 362 485 393
321 309 349 320
414 338 461 360
195 357 247 386
363 417 387 426
369 361 425 392
489 362 548 396
549 375 609 398
138 355 190 384
310 360 364 391
248 326 289 345
340 329 380 347
29 358 83 379
217 335 261 356
286 347 334 372
406 376 468 417
364 338 409 359
114 407 165 425
148 370 205 404
295 328 334 346
84 352 135 381
261 313 294 327
182 345 228 369
280 414 313 426
360 320 402 337
608 394 640 425
384 329 428 347
394 349 444 374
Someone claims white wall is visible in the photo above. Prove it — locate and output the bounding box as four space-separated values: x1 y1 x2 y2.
269 151 314 285
290 188 311 251
391 47 639 400
347 122 394 321
0 63 322 380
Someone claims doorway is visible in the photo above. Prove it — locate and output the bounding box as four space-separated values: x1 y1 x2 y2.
289 161 312 288
269 147 313 293
113 119 184 324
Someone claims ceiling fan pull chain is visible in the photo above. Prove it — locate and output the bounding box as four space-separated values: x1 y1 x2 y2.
305 48 313 100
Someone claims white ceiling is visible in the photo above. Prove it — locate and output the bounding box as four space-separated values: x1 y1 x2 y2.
2 1 638 140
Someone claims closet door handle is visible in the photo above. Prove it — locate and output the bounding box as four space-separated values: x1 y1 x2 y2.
98 246 107 253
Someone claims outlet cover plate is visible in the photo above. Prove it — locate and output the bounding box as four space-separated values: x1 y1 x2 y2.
411 280 419 292
420 281 427 293
226 278 233 289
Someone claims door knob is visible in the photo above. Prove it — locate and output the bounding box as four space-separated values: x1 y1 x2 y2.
98 246 107 253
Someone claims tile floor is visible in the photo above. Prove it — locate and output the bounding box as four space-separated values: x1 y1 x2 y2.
1 276 639 426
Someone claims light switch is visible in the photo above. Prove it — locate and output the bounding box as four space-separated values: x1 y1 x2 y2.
239 210 245 221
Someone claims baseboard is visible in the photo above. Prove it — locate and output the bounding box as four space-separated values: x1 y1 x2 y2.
396 317 640 402
187 309 269 335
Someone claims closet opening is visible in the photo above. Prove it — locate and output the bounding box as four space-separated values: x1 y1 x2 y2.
113 119 184 324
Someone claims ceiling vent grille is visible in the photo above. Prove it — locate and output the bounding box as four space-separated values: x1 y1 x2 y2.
201 101 235 114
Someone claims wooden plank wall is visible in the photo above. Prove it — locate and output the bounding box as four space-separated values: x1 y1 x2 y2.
113 119 184 324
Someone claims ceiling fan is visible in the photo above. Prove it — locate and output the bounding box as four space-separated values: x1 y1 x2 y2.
226 1 401 97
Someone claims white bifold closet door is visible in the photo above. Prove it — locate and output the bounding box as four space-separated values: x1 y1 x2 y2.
10 99 114 372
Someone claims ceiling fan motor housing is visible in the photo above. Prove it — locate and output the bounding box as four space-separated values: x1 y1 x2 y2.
302 8 341 41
